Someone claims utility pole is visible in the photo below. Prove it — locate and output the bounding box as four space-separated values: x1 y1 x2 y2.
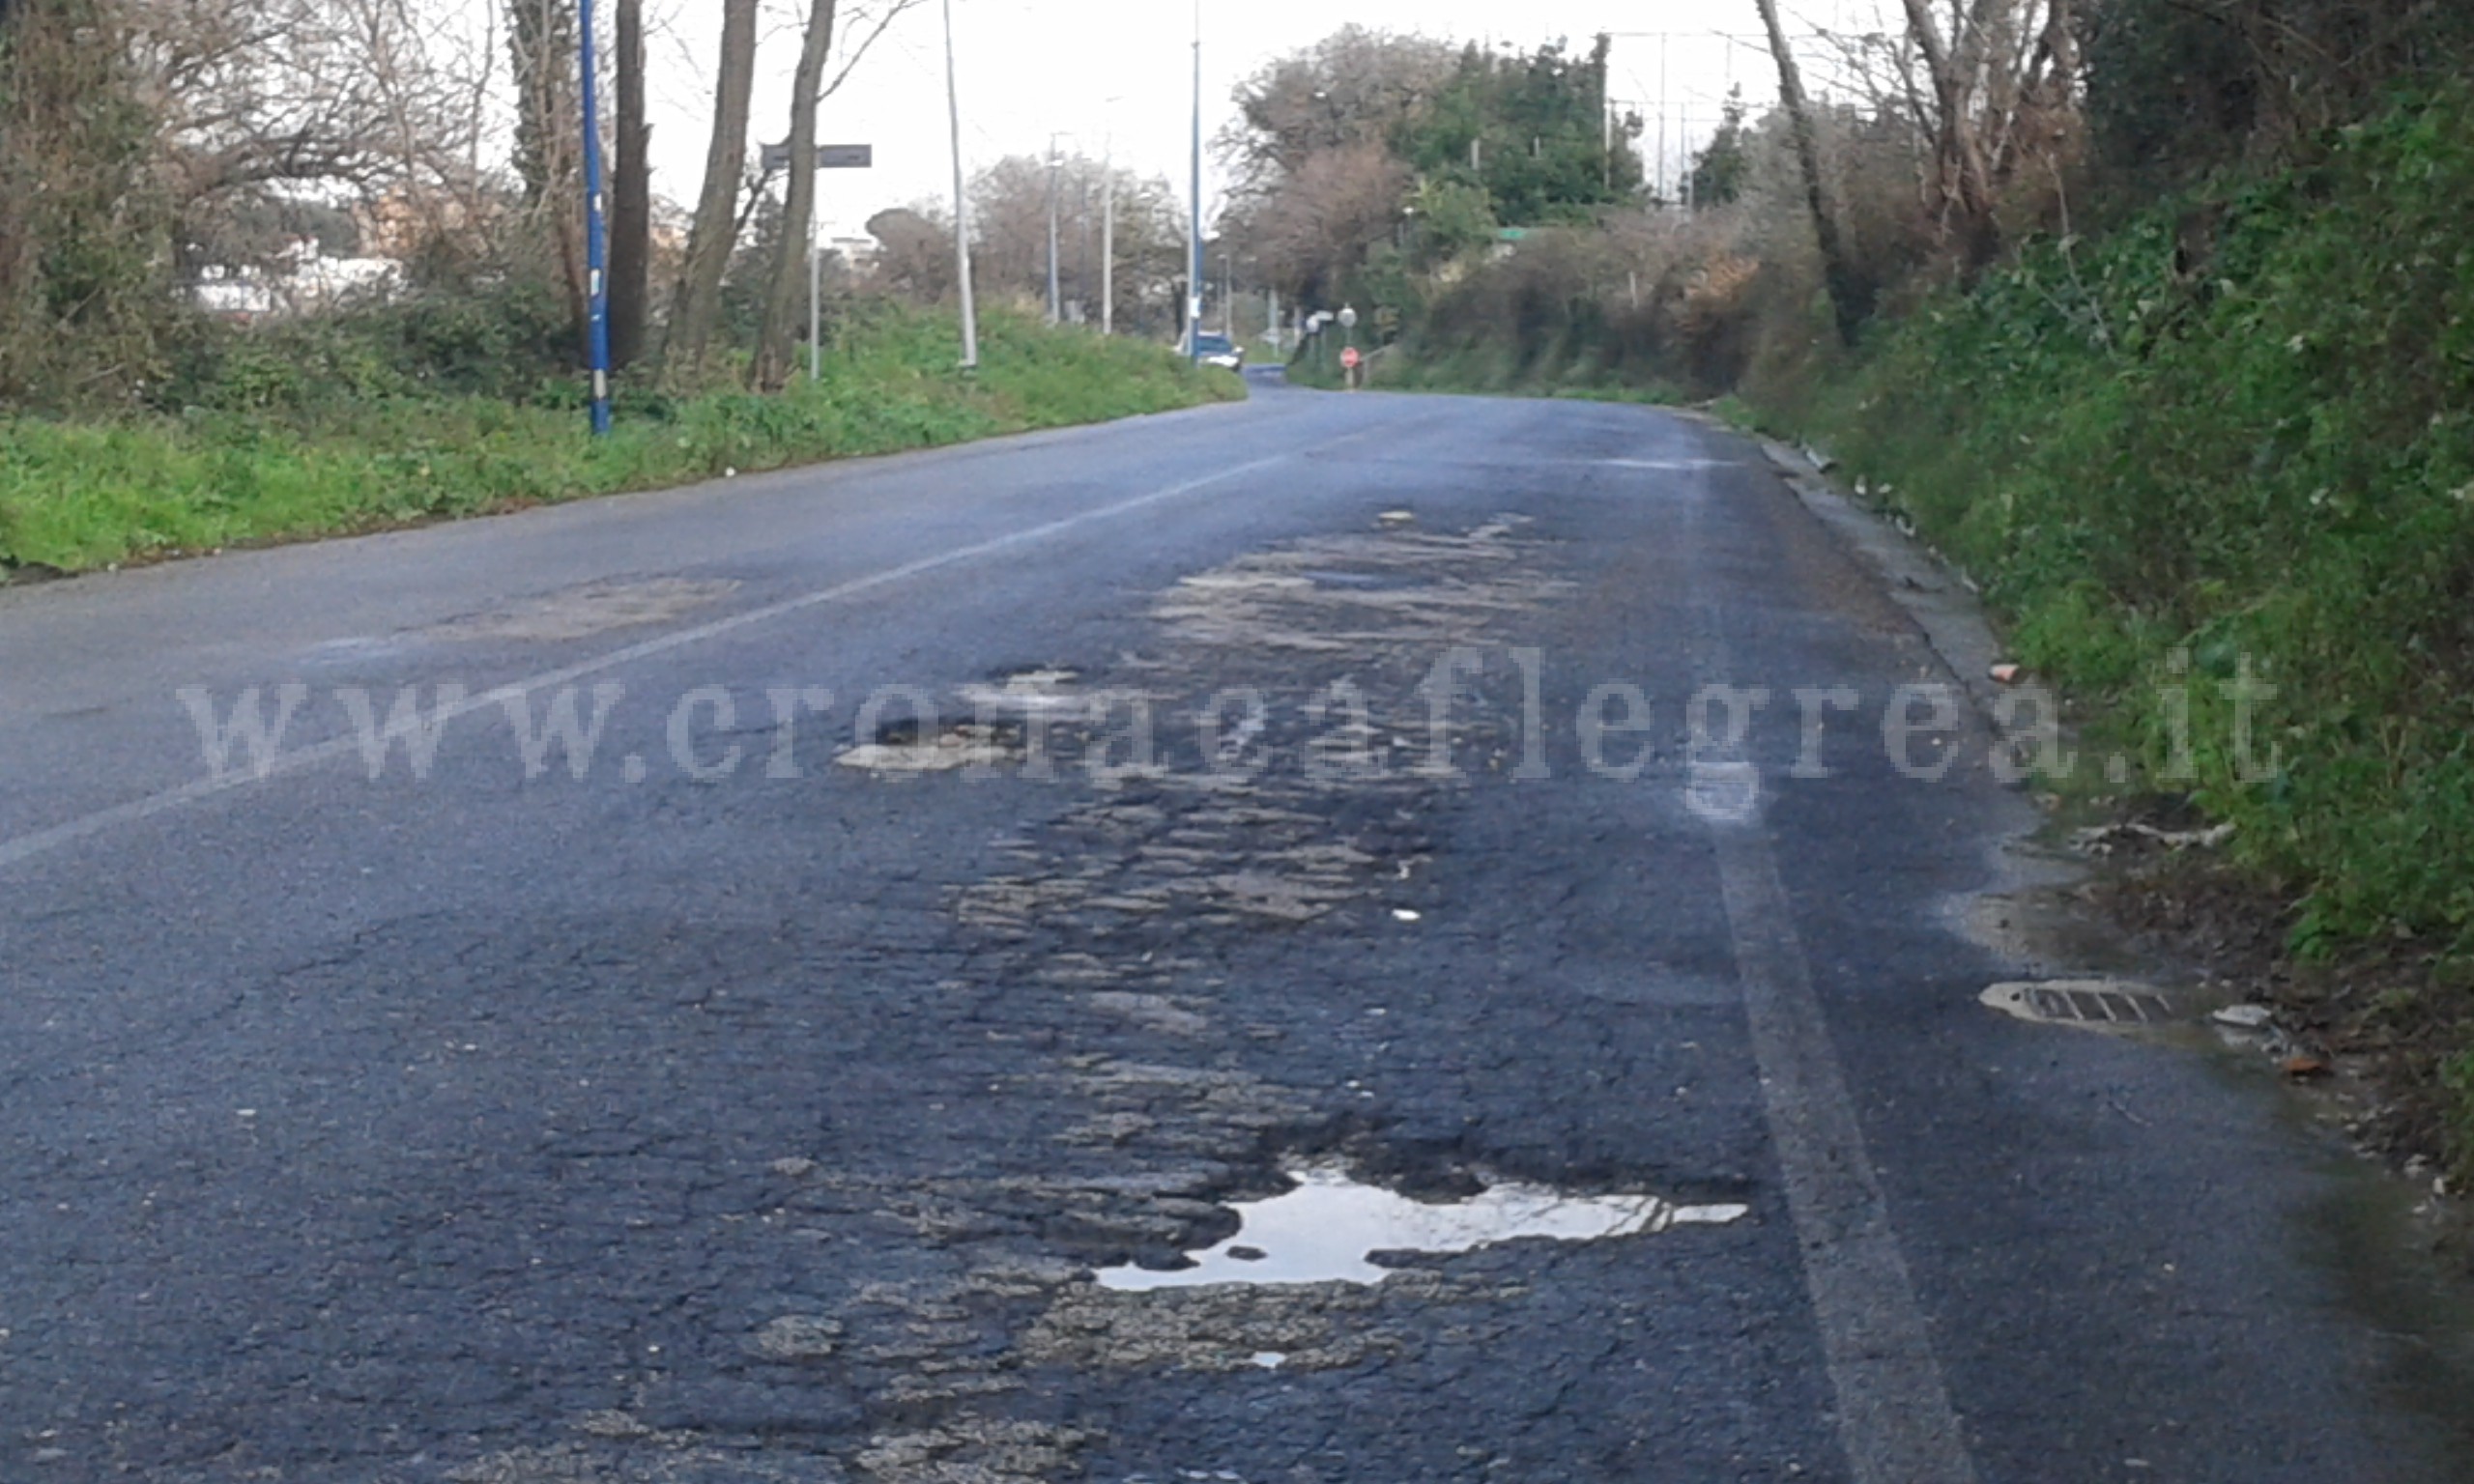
809 209 822 382
940 0 978 369
1101 149 1115 335
1046 133 1062 325
1656 34 1669 202
1187 0 1203 364
1223 253 1234 336
579 0 612 435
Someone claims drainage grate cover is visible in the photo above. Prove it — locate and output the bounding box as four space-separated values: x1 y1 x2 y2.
1981 980 2176 1030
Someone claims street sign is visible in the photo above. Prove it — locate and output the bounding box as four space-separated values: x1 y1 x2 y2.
762 142 875 172
1340 347 1362 371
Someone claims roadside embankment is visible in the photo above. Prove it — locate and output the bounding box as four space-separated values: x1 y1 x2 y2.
1795 88 2474 1167
0 305 1241 581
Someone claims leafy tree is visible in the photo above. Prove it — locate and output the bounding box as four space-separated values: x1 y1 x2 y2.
1394 37 1637 225
1688 88 1753 208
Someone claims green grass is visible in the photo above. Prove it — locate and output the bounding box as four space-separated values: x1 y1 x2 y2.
1777 85 2474 1162
0 303 1241 577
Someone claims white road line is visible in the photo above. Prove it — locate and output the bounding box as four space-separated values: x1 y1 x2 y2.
1713 826 1980 1484
0 453 1292 876
1672 442 1980 1484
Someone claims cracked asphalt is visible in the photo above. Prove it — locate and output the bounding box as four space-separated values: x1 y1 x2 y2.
1 376 2468 1481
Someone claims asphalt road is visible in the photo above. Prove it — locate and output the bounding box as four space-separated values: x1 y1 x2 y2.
2 375 2467 1483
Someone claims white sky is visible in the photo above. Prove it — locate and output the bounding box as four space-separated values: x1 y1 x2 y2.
591 1 1875 240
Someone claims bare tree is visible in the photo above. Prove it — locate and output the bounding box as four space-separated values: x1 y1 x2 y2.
661 0 758 380
1224 139 1411 307
751 0 919 389
1754 0 1870 344
751 0 841 390
504 0 585 330
1884 0 2081 265
1224 26 1457 187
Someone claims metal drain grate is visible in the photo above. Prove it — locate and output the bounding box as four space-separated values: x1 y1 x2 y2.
1981 980 2176 1030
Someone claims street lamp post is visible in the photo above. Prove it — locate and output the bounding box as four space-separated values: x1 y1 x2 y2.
1046 133 1062 325
940 0 978 369
1187 0 1203 365
1101 147 1115 335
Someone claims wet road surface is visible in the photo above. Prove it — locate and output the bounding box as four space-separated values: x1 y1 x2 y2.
1 378 2466 1481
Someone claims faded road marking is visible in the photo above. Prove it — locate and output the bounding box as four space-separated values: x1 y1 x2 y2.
1677 447 1981 1484
0 454 1294 876
1714 825 1980 1484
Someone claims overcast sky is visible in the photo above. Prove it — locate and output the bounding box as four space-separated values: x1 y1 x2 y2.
590 1 1874 241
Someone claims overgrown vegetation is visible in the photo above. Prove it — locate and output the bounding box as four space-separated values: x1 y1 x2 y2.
1820 88 2474 945
0 302 1238 575
1814 86 2474 1163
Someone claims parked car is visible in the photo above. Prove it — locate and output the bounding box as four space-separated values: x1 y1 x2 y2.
1191 332 1244 371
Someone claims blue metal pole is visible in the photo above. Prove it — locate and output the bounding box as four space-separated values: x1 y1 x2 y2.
1189 0 1202 366
579 0 614 436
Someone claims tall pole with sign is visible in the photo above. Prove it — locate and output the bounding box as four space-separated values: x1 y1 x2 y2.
579 0 613 435
772 142 875 382
1188 0 1203 365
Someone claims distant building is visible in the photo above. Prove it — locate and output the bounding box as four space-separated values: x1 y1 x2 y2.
191 238 401 323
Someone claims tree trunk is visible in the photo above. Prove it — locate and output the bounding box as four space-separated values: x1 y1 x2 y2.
752 0 839 391
508 0 588 341
1754 0 1869 345
660 0 758 381
609 0 651 369
1899 0 2002 269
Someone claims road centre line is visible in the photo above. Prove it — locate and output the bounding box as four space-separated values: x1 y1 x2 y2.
0 450 1299 876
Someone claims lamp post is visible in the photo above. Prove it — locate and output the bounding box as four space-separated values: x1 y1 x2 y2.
1046 133 1062 325
941 0 978 369
579 0 613 435
1187 0 1203 365
1098 95 1123 336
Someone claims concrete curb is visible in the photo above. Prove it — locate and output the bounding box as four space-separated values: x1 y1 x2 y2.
1753 440 2017 730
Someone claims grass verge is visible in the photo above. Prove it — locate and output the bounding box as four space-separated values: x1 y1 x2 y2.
0 304 1242 579
1786 85 2474 1173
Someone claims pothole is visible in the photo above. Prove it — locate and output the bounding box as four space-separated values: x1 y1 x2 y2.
956 669 1089 720
1092 1165 1748 1291
835 724 1019 774
1981 979 2178 1031
425 577 739 643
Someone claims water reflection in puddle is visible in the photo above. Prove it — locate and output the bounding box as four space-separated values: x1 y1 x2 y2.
1094 1166 1748 1291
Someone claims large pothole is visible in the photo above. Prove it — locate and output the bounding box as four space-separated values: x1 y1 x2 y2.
1091 1163 1749 1292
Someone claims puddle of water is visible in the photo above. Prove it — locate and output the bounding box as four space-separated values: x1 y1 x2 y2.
1093 1166 1747 1291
